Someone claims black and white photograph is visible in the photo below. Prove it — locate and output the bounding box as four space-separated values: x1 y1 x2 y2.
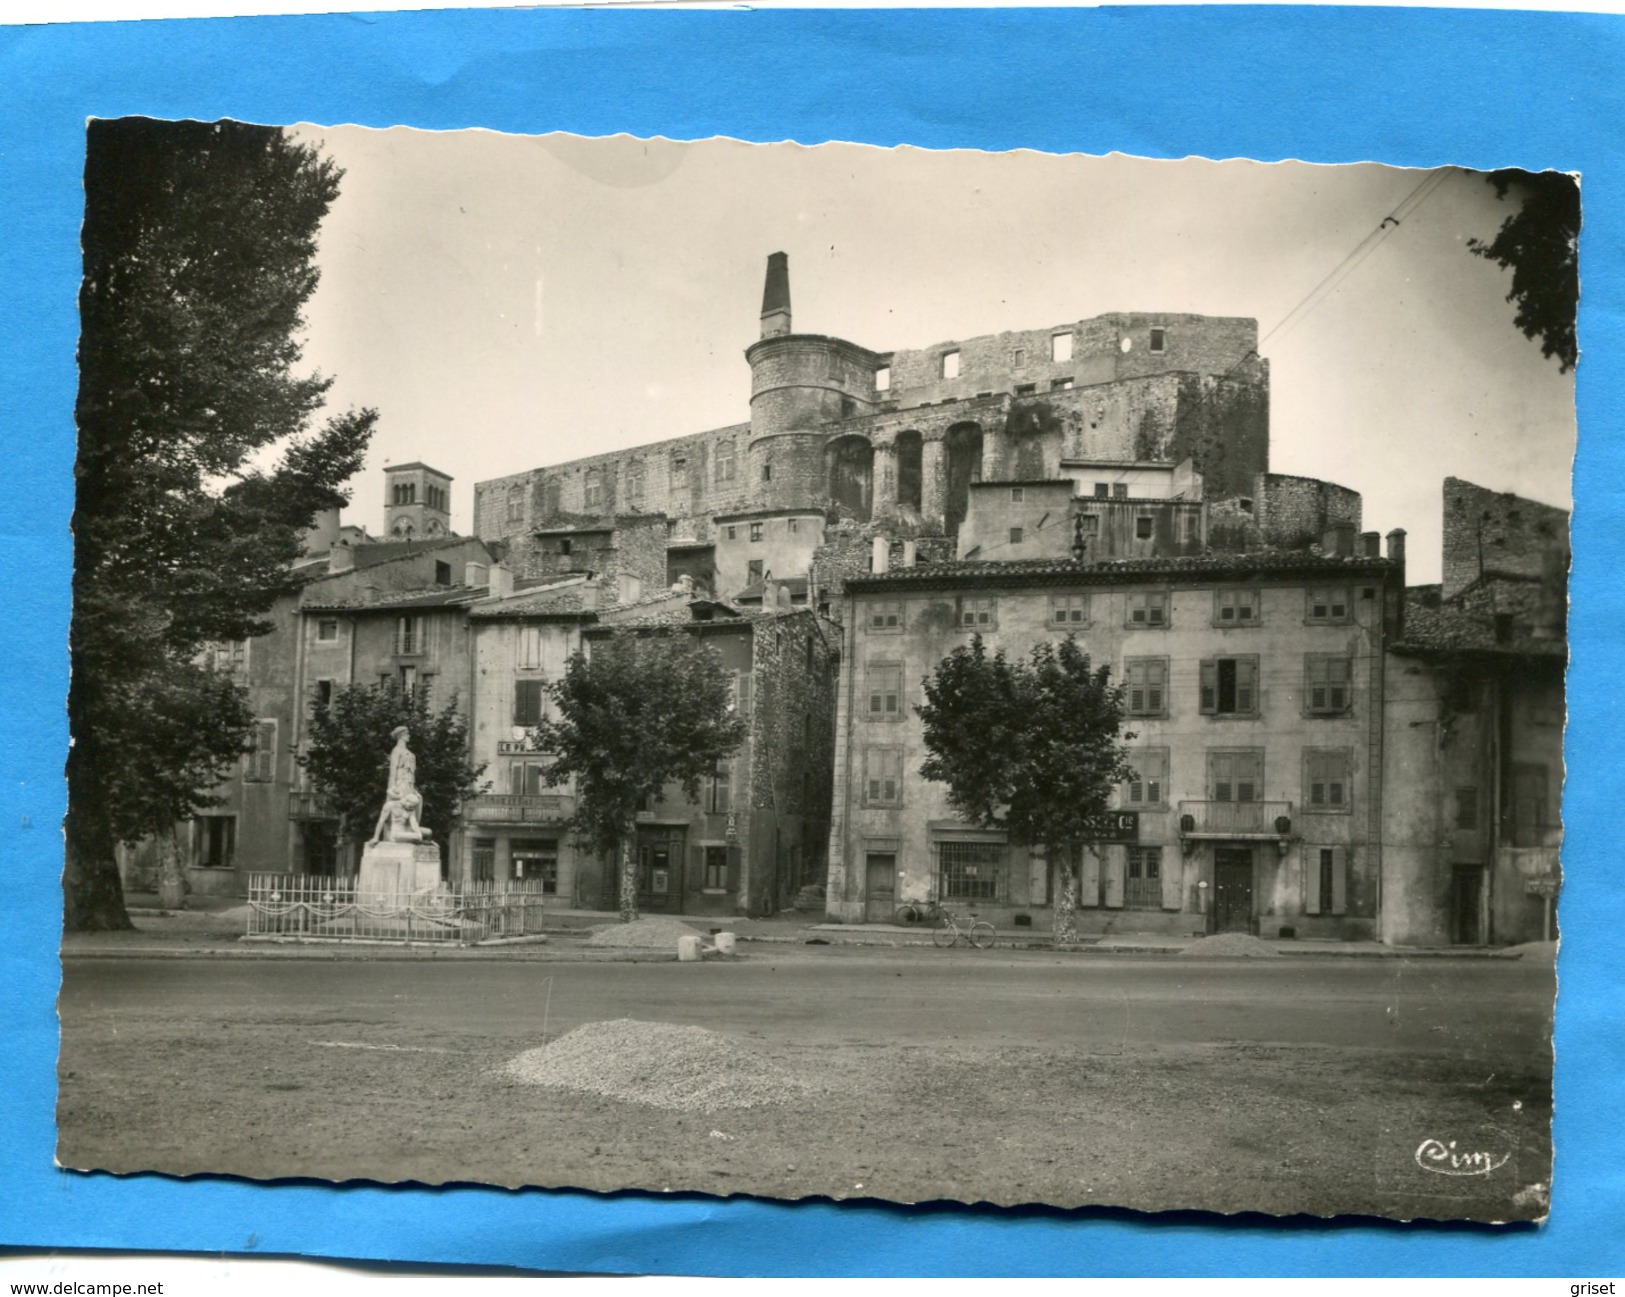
58 123 1572 1221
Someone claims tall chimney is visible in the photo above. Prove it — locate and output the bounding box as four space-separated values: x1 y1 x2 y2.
760 252 792 339
871 535 890 575
487 562 514 599
1385 528 1407 641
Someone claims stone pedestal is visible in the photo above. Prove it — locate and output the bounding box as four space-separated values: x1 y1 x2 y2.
357 841 443 897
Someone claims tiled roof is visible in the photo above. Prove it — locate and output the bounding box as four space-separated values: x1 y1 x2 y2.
302 584 485 612
1393 590 1566 660
346 536 476 569
467 583 597 619
845 549 1393 592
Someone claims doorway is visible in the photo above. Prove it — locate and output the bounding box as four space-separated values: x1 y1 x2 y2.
637 828 686 913
864 852 897 923
1450 864 1485 945
1213 847 1254 934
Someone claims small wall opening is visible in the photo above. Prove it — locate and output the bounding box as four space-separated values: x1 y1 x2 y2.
826 435 875 522
895 430 923 513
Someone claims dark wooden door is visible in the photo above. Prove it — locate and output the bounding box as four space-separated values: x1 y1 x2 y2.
637 831 685 913
864 853 897 923
1451 864 1484 944
1213 848 1254 934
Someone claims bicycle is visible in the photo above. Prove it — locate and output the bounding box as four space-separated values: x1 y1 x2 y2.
930 905 998 950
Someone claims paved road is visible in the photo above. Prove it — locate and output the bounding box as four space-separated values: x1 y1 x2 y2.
60 945 1555 1059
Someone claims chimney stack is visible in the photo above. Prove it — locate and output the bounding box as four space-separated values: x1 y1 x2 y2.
465 561 489 589
1360 531 1381 559
901 538 917 569
328 545 356 574
487 562 514 599
760 252 792 339
871 535 890 575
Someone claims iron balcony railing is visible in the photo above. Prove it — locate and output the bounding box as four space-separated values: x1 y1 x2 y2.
464 792 568 824
1178 799 1295 838
287 789 337 820
246 874 552 944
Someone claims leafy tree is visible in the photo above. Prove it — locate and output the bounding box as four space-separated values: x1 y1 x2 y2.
68 117 375 930
300 684 488 861
533 632 748 922
916 635 1136 947
1469 169 1580 373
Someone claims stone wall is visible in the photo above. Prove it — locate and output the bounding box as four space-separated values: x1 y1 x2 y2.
1442 476 1570 601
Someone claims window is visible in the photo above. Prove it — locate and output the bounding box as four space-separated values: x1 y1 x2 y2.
398 664 417 695
1134 515 1154 540
747 559 764 584
940 350 961 379
938 840 1002 900
706 760 733 814
558 537 573 557
510 760 549 796
1180 512 1200 543
1127 591 1168 627
788 518 799 534
864 748 903 806
204 639 248 676
875 365 891 392
716 440 736 483
867 663 903 719
626 461 644 506
1011 487 1025 502
1113 483 1130 499
724 525 737 541
1051 377 1074 391
243 719 276 783
1306 587 1351 623
1305 656 1353 715
514 679 547 726
868 600 903 632
1304 846 1347 916
472 838 496 883
1305 749 1352 812
1209 749 1263 804
1200 657 1259 715
517 626 544 671
506 485 524 523
316 619 339 643
1126 658 1168 716
1050 593 1089 627
511 839 558 892
1014 383 1037 395
1215 588 1260 626
670 454 688 487
435 560 452 586
728 672 753 720
1051 332 1073 363
1094 483 1110 499
762 463 772 482
1455 786 1479 831
1076 513 1100 539
1009 526 1024 545
1510 763 1551 846
1124 749 1168 807
1010 347 1026 370
958 596 997 630
314 679 333 711
1149 327 1166 353
749 521 764 543
393 480 416 505
193 815 236 869
1125 846 1163 909
395 616 422 656
704 845 728 891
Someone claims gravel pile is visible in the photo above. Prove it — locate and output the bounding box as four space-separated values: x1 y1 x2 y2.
1179 933 1283 959
585 916 706 949
503 1019 822 1112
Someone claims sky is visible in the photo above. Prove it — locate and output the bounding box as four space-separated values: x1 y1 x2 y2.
287 127 1578 585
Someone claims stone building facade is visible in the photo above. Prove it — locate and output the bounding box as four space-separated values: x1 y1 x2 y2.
472 255 1272 604
827 518 1406 940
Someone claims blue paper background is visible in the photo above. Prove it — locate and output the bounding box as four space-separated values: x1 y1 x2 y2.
2 6 1619 1277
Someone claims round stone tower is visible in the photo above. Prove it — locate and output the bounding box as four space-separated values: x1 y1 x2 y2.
744 252 886 510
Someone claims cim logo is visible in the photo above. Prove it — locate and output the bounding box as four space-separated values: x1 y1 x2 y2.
1414 1137 1512 1177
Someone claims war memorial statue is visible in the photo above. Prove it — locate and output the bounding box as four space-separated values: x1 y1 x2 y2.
357 726 442 895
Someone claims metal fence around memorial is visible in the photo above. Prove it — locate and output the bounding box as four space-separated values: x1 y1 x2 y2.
245 874 554 944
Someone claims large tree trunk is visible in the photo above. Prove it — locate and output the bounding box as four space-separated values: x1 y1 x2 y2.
1052 842 1078 949
62 788 133 932
156 823 187 910
618 830 638 924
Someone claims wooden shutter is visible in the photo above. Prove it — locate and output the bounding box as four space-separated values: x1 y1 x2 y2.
689 842 704 895
1160 848 1183 910
1330 847 1348 916
1102 847 1125 908
1199 660 1216 713
1078 846 1101 908
727 844 743 895
254 721 275 781
1236 659 1257 712
1303 851 1322 915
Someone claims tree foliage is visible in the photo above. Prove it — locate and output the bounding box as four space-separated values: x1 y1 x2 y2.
300 684 488 855
68 118 376 930
916 635 1136 945
532 632 748 920
1469 169 1580 373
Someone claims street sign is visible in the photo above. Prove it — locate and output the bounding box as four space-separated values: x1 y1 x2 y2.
1524 877 1560 898
1079 811 1139 843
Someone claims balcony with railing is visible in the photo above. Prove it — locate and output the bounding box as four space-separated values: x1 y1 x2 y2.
288 789 337 821
464 793 569 825
1177 800 1295 841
